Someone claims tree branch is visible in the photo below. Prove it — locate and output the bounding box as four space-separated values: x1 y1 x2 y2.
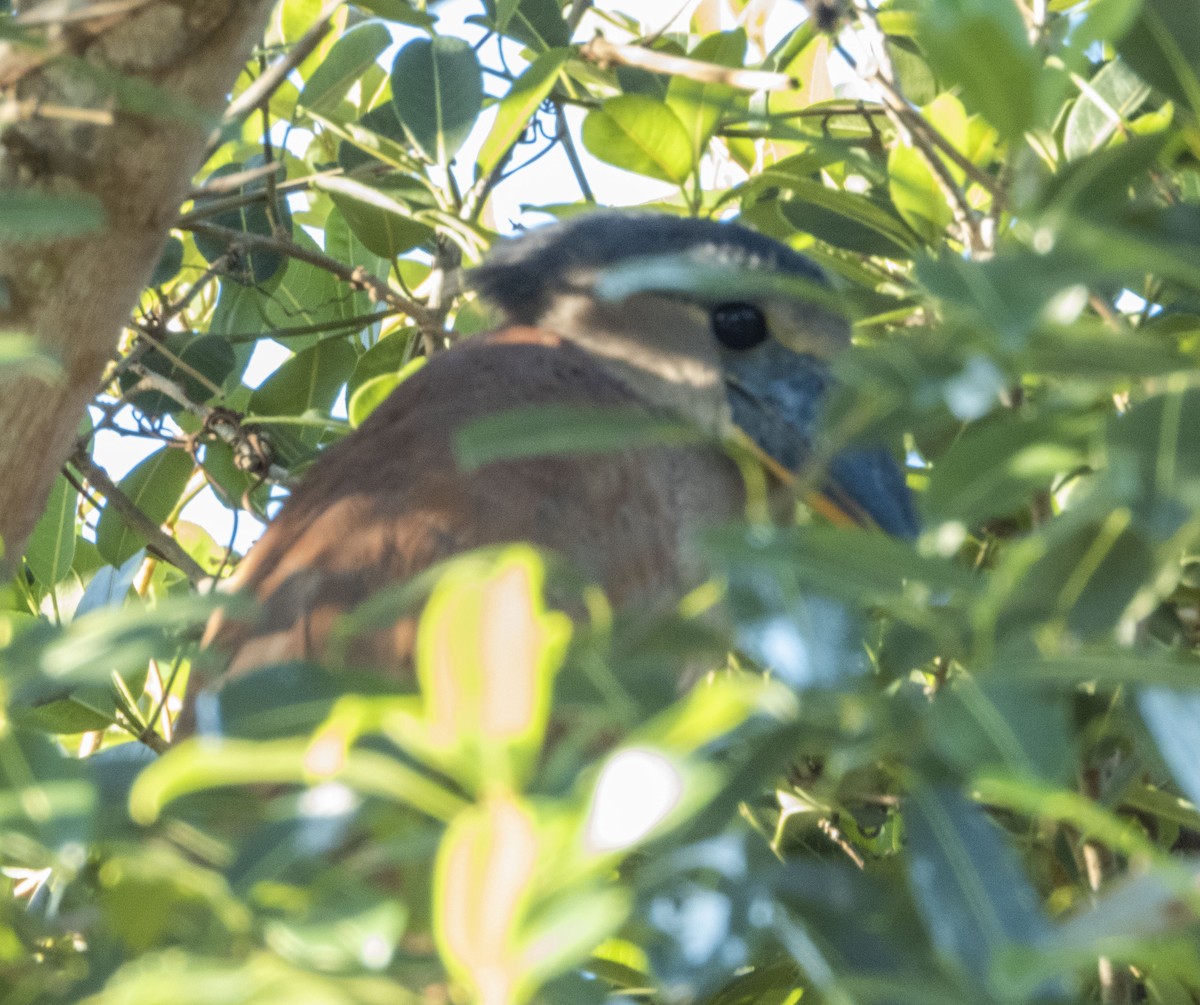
186 221 438 338
581 35 798 93
70 450 208 586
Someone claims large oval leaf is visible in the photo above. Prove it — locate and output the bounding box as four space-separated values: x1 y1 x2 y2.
390 37 484 165
581 95 694 185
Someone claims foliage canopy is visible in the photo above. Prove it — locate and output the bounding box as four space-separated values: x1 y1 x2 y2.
5 0 1200 1003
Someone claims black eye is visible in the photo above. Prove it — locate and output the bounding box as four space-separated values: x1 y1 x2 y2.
711 302 769 351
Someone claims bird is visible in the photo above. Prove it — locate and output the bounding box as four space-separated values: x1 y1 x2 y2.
195 212 918 705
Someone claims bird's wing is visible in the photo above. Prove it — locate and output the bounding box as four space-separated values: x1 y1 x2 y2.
201 329 743 689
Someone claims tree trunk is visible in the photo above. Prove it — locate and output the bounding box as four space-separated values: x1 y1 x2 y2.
0 0 275 569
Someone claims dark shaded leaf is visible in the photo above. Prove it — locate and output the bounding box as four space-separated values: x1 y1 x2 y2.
1117 0 1200 110
25 475 77 588
905 785 1053 988
390 37 484 165
479 0 571 49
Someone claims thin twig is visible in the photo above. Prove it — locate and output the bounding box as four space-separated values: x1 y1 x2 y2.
186 221 437 334
222 1 343 126
127 369 297 488
1078 762 1135 1005
566 0 594 33
188 161 286 198
70 451 208 585
555 103 595 204
845 2 993 253
581 34 798 93
178 166 350 228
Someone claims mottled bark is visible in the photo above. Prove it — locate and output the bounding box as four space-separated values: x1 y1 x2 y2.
0 0 274 567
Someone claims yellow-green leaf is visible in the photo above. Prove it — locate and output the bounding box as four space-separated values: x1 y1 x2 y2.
581 95 695 185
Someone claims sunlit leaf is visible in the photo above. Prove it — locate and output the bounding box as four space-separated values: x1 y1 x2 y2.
917 0 1046 141
581 95 695 185
415 546 571 789
1064 57 1152 159
297 21 392 116
434 795 541 1004
348 357 426 427
666 30 747 165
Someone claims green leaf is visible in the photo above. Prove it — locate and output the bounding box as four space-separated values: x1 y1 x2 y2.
322 207 391 322
298 21 393 116
318 173 437 258
925 414 1093 525
416 547 571 789
778 182 917 257
477 48 570 176
331 102 426 174
348 358 426 428
249 338 357 458
480 0 571 50
916 0 1046 141
1108 388 1200 533
390 36 484 165
666 30 747 164
888 144 952 245
709 524 973 613
905 784 1052 988
434 795 543 1002
1138 688 1200 809
927 678 1071 782
887 92 971 245
455 405 702 471
118 334 236 417
581 95 695 185
257 231 346 334
1064 57 1152 160
0 729 95 845
193 162 292 284
151 237 184 286
987 508 1153 641
1117 0 1200 111
130 736 466 825
346 0 435 28
25 475 78 588
349 329 417 400
95 447 195 567
0 191 105 240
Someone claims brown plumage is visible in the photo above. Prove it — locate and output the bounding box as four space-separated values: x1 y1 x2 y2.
203 326 742 682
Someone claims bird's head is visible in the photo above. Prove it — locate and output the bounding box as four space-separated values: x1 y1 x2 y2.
471 213 918 538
